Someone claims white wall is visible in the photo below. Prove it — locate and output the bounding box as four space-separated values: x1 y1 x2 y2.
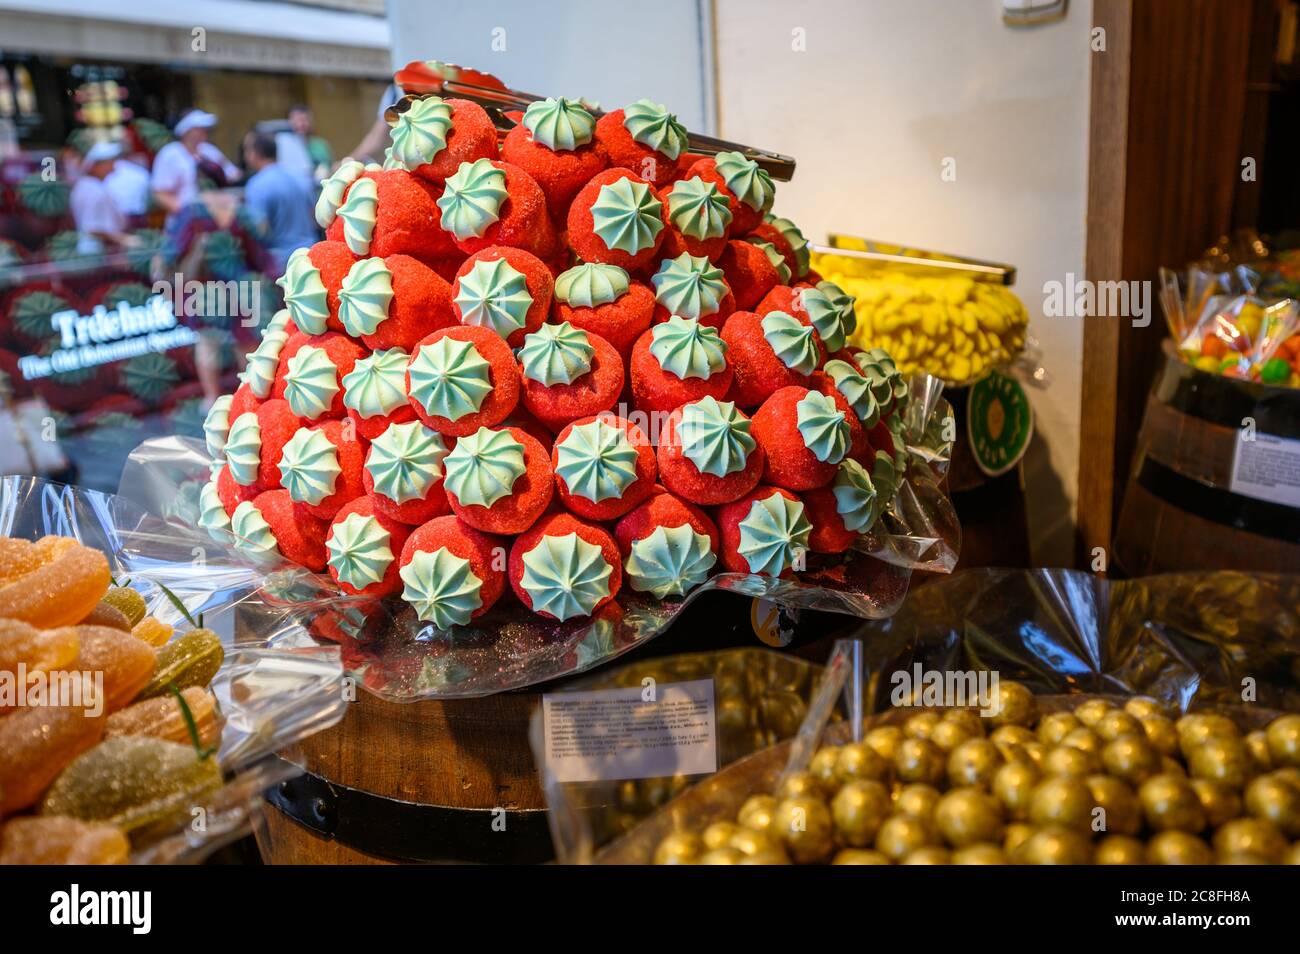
713 0 1091 565
386 0 715 132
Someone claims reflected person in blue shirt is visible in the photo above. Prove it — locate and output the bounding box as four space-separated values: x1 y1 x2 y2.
241 131 321 275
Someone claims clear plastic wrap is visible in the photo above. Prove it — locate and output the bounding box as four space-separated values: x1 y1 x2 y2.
0 476 346 863
532 567 1300 863
120 375 959 701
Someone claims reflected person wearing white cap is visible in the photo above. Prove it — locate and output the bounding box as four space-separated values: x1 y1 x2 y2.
150 108 241 219
71 141 136 257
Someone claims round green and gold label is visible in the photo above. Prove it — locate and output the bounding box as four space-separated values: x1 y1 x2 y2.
967 371 1033 477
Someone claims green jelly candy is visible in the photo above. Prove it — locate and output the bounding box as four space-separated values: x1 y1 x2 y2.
39 736 222 835
101 586 147 626
1260 358 1290 384
138 628 224 700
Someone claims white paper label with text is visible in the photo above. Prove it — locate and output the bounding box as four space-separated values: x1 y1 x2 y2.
542 679 717 784
1231 432 1300 508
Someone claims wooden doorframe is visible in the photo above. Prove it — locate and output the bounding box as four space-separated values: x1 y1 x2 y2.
1078 0 1262 567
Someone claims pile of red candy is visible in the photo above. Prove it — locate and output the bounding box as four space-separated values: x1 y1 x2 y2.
197 93 910 628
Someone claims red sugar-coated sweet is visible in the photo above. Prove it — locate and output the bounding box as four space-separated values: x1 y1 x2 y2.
297 418 368 520
649 280 736 329
554 278 655 358
656 402 764 506
809 370 871 462
296 241 358 334
247 398 302 489
629 325 734 415
717 239 780 311
752 386 842 491
250 488 329 572
866 418 896 464
452 245 554 347
567 168 667 272
358 254 455 352
551 414 657 521
326 495 412 597
756 285 809 321
327 170 458 262
656 179 729 263
614 487 720 557
406 98 500 185
227 382 262 423
715 486 804 576
399 513 507 619
507 511 622 619
361 445 451 527
421 256 466 283
500 402 555 449
450 160 556 260
217 463 259 515
348 396 416 442
721 310 823 408
686 157 764 236
802 484 858 554
272 331 367 422
406 325 519 436
593 110 682 187
521 329 624 432
747 222 801 279
501 123 609 225
448 426 553 535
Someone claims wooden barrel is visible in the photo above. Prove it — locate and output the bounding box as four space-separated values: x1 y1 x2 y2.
1115 342 1300 575
254 591 872 864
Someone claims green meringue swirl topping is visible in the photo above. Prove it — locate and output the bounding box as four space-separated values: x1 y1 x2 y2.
328 512 394 591
315 158 364 229
824 359 881 427
519 321 594 386
454 258 533 338
872 445 903 502
338 257 394 337
522 97 596 151
795 390 851 465
336 175 378 256
554 417 640 503
798 286 845 351
278 428 342 505
284 345 341 419
203 394 233 460
399 547 483 628
818 280 857 335
649 316 728 380
590 176 663 255
241 324 289 398
342 348 410 420
625 523 716 599
198 478 231 539
554 262 629 307
366 421 448 503
230 500 277 555
651 253 729 320
858 346 909 411
750 240 791 284
389 96 454 170
736 493 812 577
277 248 328 334
667 177 732 241
224 413 262 486
832 458 878 533
622 99 688 161
677 396 755 477
437 158 507 241
715 151 775 213
761 311 819 375
443 426 526 508
520 531 613 621
765 215 811 277
408 336 493 421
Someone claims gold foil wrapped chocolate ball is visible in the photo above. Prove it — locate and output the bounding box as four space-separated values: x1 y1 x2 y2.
1147 831 1213 865
1043 744 1100 778
653 831 703 865
1095 834 1146 865
1101 734 1162 785
1085 774 1141 836
947 738 1004 788
1028 776 1094 832
1188 736 1254 789
903 710 942 740
771 796 834 864
1243 773 1300 837
934 787 1004 847
831 780 891 847
1266 714 1300 767
895 738 946 786
894 783 942 820
836 741 890 784
951 843 1007 865
864 725 903 762
1213 817 1287 862
832 848 891 865
992 760 1040 820
988 681 1037 727
1038 712 1081 746
875 813 936 861
1015 826 1092 865
1137 774 1206 833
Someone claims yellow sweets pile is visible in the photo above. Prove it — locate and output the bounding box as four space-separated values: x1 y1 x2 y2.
815 252 1028 385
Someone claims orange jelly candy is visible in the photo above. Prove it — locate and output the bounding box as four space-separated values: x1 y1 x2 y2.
130 617 173 647
0 816 129 865
0 619 81 716
105 687 219 748
0 538 111 629
0 704 106 814
74 626 157 714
